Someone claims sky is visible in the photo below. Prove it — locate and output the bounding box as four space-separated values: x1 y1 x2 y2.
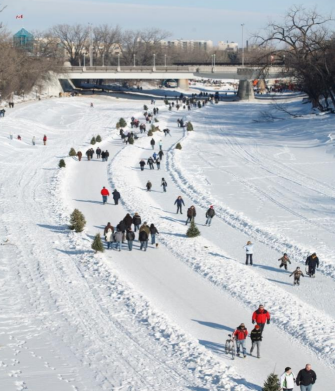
1 0 334 45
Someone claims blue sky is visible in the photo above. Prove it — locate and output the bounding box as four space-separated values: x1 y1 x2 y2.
2 0 334 44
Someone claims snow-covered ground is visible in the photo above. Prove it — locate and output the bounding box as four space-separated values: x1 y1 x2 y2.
0 94 334 390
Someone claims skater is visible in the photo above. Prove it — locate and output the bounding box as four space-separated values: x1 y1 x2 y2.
150 138 155 150
132 213 142 232
278 253 291 270
280 367 296 391
104 222 114 235
112 189 121 205
290 267 305 285
252 305 270 334
101 186 110 204
159 140 163 151
139 230 149 251
43 134 47 145
305 253 319 278
126 228 135 251
250 324 262 358
161 178 167 192
114 230 123 251
105 228 113 249
243 241 254 265
174 196 185 214
296 364 317 391
233 323 248 358
205 205 215 226
186 206 196 225
77 151 82 161
139 159 146 171
158 150 164 160
150 224 159 247
156 158 161 170
146 181 152 191
147 157 155 170
123 213 133 229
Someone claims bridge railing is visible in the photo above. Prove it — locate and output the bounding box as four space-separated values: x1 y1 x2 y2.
62 66 197 73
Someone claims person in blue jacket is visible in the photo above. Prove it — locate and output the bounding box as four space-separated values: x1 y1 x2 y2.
174 196 185 214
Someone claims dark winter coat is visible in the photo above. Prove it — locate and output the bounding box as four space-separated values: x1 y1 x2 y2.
233 326 248 340
112 190 121 200
206 208 215 218
133 214 142 226
105 151 109 158
296 369 317 386
187 207 196 218
140 224 150 235
150 226 159 235
158 151 164 159
139 231 148 241
139 160 145 167
117 221 126 232
252 309 270 324
104 223 114 235
305 255 319 268
146 181 152 189
150 138 155 145
126 231 135 241
174 198 185 206
123 214 133 228
147 158 154 166
250 329 262 342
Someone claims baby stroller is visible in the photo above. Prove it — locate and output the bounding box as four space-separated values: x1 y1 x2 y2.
225 334 235 360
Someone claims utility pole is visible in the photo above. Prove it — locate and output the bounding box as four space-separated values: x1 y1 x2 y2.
164 54 167 68
117 53 120 71
241 23 245 67
133 54 136 67
89 23 93 67
153 53 156 71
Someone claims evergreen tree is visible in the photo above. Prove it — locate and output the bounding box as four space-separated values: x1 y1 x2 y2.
96 135 102 142
186 220 200 238
116 122 120 129
119 118 127 127
175 143 182 150
91 136 96 145
164 99 169 105
187 122 194 131
262 373 281 391
59 159 66 168
69 148 76 157
143 105 148 110
151 124 156 132
128 136 134 145
92 233 104 253
69 209 86 233
148 129 153 136
154 118 159 122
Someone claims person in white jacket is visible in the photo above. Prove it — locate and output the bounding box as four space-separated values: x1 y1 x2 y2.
243 241 254 265
105 228 113 250
280 367 296 391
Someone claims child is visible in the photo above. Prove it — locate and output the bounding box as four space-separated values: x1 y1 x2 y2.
289 267 304 285
278 253 291 270
243 241 254 265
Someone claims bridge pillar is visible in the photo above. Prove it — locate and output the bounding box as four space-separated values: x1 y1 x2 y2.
237 80 255 100
178 79 189 90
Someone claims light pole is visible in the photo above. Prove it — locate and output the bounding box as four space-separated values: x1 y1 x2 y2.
153 53 156 71
164 54 167 68
117 53 120 71
213 53 216 71
89 23 93 67
102 53 105 67
133 54 136 67
83 52 86 70
241 23 245 67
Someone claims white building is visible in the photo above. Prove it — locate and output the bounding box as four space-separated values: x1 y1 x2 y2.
163 40 213 51
217 41 238 52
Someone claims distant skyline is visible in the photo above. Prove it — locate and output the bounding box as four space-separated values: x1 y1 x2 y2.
1 0 334 45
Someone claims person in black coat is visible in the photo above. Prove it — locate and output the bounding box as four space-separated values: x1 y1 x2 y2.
147 157 154 170
150 138 155 150
305 253 319 277
123 213 133 229
149 224 159 247
139 159 146 171
146 181 152 191
105 150 109 161
250 325 262 358
139 230 148 251
205 205 215 226
117 220 126 243
174 196 185 214
186 206 196 225
112 189 121 205
132 213 142 232
158 150 164 160
126 228 135 251
296 364 317 388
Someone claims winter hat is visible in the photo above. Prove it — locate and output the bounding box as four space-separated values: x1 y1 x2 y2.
210 205 214 208
285 367 291 372
255 325 260 329
297 267 300 269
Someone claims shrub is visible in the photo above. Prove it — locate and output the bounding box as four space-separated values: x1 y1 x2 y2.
262 373 281 391
151 124 156 132
154 118 159 122
69 209 86 232
187 122 194 131
128 136 134 145
164 99 169 105
186 220 200 238
96 135 102 142
143 105 148 110
116 122 120 129
148 129 153 136
175 143 182 150
91 136 96 145
59 159 66 168
91 233 104 253
119 118 127 127
69 148 76 157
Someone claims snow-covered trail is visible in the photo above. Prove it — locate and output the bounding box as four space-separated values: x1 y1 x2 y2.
64 102 335 389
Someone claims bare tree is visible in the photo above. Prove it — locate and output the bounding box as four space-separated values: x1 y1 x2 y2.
93 25 121 65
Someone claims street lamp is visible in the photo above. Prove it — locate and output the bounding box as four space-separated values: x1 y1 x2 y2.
241 23 245 67
164 54 167 68
133 54 136 67
153 53 156 71
213 53 216 70
117 53 120 71
83 52 86 69
102 53 105 67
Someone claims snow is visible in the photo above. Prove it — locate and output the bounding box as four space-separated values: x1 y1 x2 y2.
1 94 335 390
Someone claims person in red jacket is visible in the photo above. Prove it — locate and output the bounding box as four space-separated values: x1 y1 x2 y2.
101 186 110 205
43 135 47 145
252 304 270 333
233 323 248 358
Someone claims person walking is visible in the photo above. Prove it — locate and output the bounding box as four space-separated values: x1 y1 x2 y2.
153 152 157 161
101 151 106 162
147 157 155 170
101 186 110 205
158 150 164 160
249 324 262 358
159 140 163 151
105 150 109 161
252 304 270 334
123 213 133 230
32 136 36 146
132 213 141 232
296 364 317 391
139 222 150 236
186 206 196 225
156 158 161 170
174 196 185 214
112 189 121 205
244 241 254 265
278 253 291 270
233 323 248 358
290 267 305 286
146 181 152 191
150 138 155 150
43 135 47 146
205 205 215 226
77 151 82 161
280 367 296 391
114 230 123 251
161 178 167 192
139 159 146 171
105 228 113 250
139 230 149 251
150 224 159 247
96 147 101 159
104 222 114 235
305 253 319 277
126 228 135 251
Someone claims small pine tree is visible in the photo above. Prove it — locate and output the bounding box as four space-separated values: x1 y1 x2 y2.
92 233 104 253
143 105 148 110
116 122 120 129
187 122 194 131
69 148 76 157
128 136 134 145
59 159 66 168
91 136 96 145
96 135 102 142
164 99 169 105
186 220 200 238
154 118 159 122
148 129 153 136
119 118 127 127
151 124 156 132
175 143 182 150
262 373 281 391
69 209 86 232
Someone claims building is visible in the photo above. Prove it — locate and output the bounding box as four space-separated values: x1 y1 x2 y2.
163 40 213 51
13 28 34 51
217 41 238 52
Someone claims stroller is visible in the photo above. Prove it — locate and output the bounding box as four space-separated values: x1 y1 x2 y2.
225 334 235 360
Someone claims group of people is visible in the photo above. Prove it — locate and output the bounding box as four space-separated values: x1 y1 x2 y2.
281 365 317 391
100 187 121 205
139 150 164 171
174 196 216 227
146 178 167 192
84 148 110 162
